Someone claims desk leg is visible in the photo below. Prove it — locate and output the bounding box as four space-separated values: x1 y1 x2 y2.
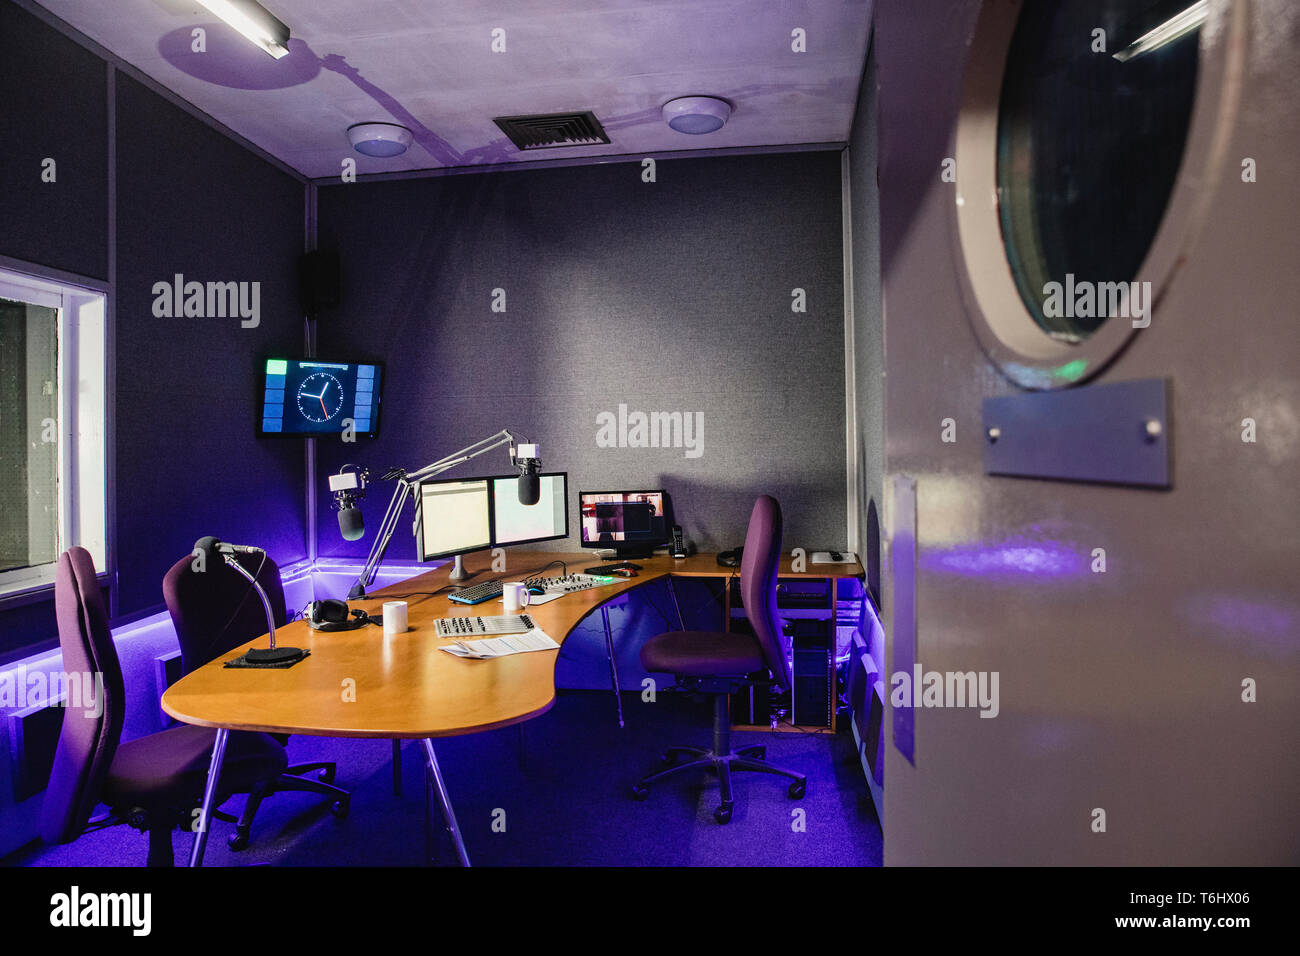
600 605 624 728
392 739 403 796
724 576 732 633
667 578 685 631
188 727 229 868
421 738 470 867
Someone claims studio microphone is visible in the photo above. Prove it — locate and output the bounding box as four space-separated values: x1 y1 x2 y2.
193 536 265 560
193 537 304 666
329 466 368 541
513 443 541 506
338 507 364 541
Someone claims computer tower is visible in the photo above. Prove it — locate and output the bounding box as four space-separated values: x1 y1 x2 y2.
728 576 835 728
775 579 833 609
790 618 833 728
726 615 767 723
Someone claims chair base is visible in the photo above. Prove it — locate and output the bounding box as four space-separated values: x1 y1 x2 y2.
631 692 805 824
228 765 350 851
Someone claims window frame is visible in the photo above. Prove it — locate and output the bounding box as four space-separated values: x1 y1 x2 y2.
949 0 1246 390
0 262 108 605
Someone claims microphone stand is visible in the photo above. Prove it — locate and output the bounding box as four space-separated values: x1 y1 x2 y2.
225 553 306 664
348 428 529 599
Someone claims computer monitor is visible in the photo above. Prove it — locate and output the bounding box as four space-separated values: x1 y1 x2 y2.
416 478 491 561
258 358 382 437
579 490 669 558
491 472 568 547
417 472 569 562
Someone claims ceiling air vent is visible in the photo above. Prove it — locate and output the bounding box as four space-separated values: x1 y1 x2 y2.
493 111 611 151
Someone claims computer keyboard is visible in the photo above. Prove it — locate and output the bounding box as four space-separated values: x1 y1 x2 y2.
582 563 643 575
447 581 504 605
433 614 536 638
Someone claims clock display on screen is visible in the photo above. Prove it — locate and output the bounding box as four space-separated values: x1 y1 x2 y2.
259 358 382 437
296 371 344 423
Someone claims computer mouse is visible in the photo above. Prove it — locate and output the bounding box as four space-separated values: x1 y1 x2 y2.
829 551 844 562
611 568 638 578
526 585 547 596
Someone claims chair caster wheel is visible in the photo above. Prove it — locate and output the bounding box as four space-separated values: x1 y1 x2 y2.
330 797 350 819
227 831 249 851
746 746 766 760
318 767 335 783
788 780 806 799
713 804 733 824
658 751 677 768
630 784 650 801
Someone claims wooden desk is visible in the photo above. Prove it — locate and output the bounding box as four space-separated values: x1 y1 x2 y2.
162 550 864 866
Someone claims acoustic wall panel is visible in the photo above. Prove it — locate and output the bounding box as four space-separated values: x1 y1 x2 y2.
314 151 847 561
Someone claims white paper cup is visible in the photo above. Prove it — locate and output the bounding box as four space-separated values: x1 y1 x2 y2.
382 600 408 635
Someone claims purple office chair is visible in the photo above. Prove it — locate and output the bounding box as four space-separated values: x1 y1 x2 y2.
40 547 288 866
163 550 349 851
631 495 805 823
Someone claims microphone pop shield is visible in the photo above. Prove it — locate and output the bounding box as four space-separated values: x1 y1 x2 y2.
338 506 365 541
517 471 540 506
193 536 221 563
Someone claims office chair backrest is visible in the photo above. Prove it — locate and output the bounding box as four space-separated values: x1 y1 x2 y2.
739 495 789 692
40 547 126 844
163 549 288 675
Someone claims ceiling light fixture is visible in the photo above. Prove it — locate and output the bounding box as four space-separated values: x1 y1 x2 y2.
347 122 413 157
1112 0 1207 63
196 0 291 59
662 96 733 134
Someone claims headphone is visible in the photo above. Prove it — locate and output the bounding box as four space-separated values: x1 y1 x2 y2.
717 546 744 568
304 599 376 631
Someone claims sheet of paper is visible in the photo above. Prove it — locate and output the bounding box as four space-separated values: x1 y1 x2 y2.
440 628 560 659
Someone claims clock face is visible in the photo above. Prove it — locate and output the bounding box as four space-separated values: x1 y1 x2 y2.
296 372 344 423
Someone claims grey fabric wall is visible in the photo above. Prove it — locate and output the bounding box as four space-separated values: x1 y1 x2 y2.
848 33 884 605
0 0 306 655
113 73 306 616
314 152 848 564
0 1 108 280
0 1 110 658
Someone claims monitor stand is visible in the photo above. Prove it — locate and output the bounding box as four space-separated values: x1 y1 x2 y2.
612 546 660 561
448 554 473 583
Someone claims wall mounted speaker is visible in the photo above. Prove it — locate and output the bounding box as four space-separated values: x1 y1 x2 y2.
299 249 340 316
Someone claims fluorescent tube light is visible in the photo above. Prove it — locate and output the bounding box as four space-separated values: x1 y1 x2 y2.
196 0 291 59
1113 0 1207 63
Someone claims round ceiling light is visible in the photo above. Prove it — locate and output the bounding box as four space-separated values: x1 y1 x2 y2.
347 122 413 157
662 96 732 134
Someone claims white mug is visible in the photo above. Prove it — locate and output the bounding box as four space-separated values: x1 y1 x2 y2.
502 582 531 613
382 600 408 636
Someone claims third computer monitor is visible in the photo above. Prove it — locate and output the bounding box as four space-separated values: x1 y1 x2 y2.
417 471 568 561
579 490 668 558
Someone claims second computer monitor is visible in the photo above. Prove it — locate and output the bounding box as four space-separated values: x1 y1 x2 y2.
417 471 569 561
492 472 568 546
579 490 668 558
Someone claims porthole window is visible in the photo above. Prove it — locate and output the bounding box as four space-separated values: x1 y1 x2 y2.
953 0 1236 389
997 0 1202 342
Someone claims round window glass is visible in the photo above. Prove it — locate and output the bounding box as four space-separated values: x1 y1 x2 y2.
996 0 1203 342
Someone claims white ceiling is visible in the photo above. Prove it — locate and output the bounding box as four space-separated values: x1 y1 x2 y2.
35 0 868 180
35 0 873 179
